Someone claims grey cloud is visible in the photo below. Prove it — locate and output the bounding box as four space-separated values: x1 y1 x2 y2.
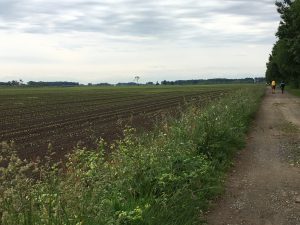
0 0 280 45
217 1 279 21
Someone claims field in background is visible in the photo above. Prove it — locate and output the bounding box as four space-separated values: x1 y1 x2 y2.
0 85 241 160
0 85 265 225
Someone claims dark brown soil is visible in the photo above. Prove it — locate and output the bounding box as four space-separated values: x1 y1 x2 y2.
1 90 226 161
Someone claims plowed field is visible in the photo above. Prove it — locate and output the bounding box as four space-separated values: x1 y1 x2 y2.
0 85 237 160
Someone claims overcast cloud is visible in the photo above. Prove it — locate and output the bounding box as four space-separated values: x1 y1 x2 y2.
0 0 280 83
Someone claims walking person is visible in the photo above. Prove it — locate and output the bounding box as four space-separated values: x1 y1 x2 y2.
280 81 286 94
271 80 276 94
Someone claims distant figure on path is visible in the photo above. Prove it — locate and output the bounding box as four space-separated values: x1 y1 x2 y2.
271 80 276 94
280 81 286 94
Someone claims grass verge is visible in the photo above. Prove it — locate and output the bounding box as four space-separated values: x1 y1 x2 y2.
287 87 300 97
0 86 264 225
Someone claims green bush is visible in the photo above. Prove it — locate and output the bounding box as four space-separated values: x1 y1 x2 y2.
0 86 264 225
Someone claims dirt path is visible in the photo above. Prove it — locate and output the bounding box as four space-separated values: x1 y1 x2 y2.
206 90 300 225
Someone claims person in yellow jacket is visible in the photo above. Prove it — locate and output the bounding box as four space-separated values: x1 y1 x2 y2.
271 80 276 94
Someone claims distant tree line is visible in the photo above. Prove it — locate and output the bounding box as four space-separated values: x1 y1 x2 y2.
116 82 139 86
266 0 300 88
0 77 265 87
0 80 79 87
27 81 79 87
0 80 24 86
160 77 265 85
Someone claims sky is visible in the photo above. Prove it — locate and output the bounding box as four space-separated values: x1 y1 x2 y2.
0 0 280 84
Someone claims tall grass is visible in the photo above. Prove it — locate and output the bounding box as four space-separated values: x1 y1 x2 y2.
0 86 264 225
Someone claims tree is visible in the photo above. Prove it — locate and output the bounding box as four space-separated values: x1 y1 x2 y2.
8 80 20 86
266 0 300 87
134 76 140 84
161 80 167 85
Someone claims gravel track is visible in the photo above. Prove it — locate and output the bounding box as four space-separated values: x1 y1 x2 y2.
206 90 300 225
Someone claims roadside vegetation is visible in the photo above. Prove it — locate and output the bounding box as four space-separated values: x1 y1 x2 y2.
0 85 264 225
287 87 300 97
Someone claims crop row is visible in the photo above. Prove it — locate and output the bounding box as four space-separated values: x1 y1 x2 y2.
0 90 228 132
0 86 234 159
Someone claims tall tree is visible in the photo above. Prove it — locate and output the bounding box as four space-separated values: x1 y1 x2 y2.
266 0 300 87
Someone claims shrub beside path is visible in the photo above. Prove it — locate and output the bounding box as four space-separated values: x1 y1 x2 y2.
206 90 300 225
